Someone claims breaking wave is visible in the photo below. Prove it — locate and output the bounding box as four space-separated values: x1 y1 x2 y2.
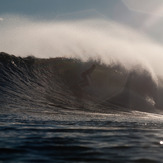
0 52 163 113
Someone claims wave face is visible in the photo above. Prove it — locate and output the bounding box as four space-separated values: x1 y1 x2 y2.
0 52 162 113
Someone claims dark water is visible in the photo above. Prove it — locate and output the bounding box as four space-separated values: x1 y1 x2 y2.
1 110 163 163
0 52 163 162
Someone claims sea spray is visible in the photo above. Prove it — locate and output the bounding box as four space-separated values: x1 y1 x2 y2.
0 15 163 77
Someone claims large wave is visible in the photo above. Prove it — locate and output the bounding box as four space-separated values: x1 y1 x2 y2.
0 52 162 113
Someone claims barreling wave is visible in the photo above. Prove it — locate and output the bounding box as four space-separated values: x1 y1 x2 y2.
0 52 163 113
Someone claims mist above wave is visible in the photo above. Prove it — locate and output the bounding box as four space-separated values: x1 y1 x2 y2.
0 15 163 79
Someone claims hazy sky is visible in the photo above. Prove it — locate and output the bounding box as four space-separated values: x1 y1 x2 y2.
0 0 126 18
0 0 146 25
1 0 163 40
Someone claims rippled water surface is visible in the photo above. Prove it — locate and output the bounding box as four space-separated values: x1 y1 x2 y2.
1 109 163 163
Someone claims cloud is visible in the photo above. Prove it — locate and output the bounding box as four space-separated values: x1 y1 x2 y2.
122 0 163 29
0 17 3 21
122 0 163 16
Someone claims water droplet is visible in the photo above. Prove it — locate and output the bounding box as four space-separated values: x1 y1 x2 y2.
160 141 163 144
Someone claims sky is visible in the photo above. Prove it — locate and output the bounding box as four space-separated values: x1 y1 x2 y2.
1 0 163 76
0 0 125 17
0 0 163 40
0 0 150 26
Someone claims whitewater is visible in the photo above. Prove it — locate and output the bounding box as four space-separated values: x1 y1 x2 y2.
1 17 163 162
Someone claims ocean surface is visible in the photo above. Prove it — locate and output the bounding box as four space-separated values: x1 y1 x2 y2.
0 52 163 163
